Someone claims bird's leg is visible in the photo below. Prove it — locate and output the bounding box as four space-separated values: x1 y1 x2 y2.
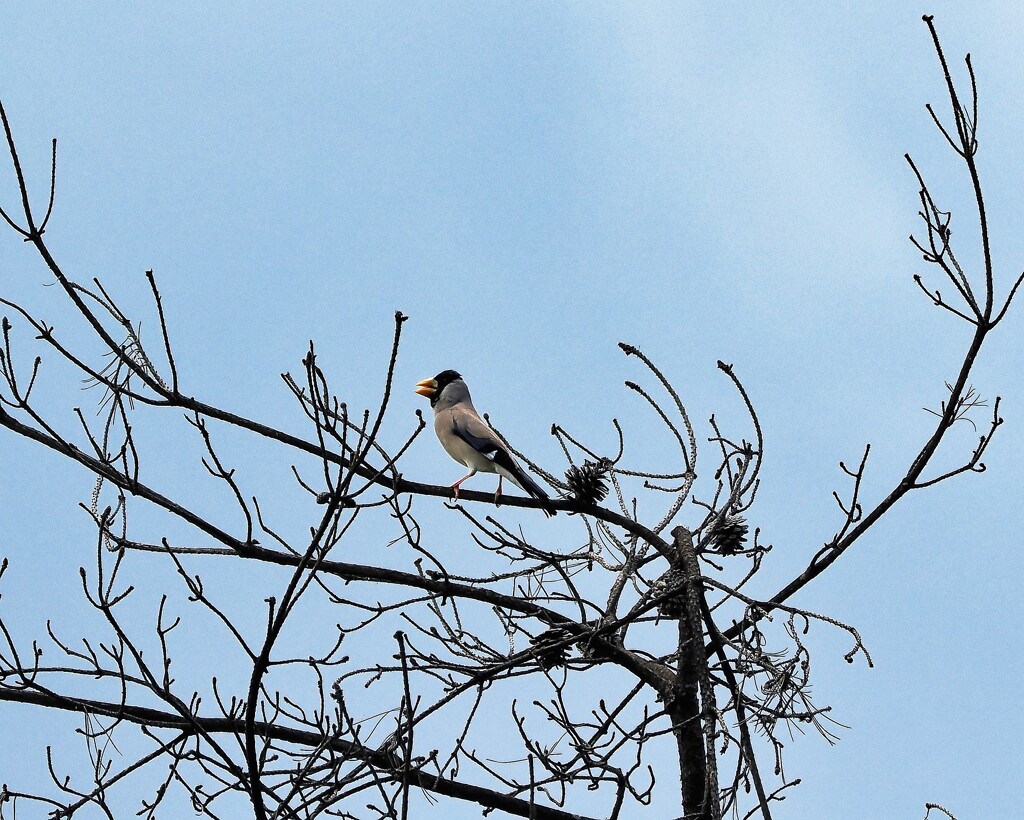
494 475 504 506
450 470 477 501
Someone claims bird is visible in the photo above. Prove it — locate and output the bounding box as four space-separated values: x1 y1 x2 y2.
415 370 556 516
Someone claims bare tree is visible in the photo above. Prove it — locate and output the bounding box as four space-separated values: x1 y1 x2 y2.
0 17 1015 820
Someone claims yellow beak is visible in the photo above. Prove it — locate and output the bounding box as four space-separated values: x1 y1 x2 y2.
414 377 437 398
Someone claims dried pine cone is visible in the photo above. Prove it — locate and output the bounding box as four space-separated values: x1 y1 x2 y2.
530 627 573 670
652 566 686 619
564 459 610 505
709 515 749 555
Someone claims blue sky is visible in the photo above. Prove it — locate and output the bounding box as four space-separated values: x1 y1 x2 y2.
0 4 1020 818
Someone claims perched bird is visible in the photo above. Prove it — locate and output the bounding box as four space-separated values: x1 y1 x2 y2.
415 370 556 516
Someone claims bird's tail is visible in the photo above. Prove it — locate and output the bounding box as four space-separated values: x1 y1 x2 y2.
506 464 557 517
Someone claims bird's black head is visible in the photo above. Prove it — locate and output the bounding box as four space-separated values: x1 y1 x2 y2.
433 370 463 389
414 369 464 407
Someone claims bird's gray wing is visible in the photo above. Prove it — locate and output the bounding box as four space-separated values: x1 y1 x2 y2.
449 409 515 467
450 410 556 515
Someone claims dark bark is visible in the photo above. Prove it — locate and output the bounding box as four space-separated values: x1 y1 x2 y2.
668 527 718 820
671 615 710 820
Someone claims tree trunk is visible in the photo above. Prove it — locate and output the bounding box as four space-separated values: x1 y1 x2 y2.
672 616 712 820
669 526 718 820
